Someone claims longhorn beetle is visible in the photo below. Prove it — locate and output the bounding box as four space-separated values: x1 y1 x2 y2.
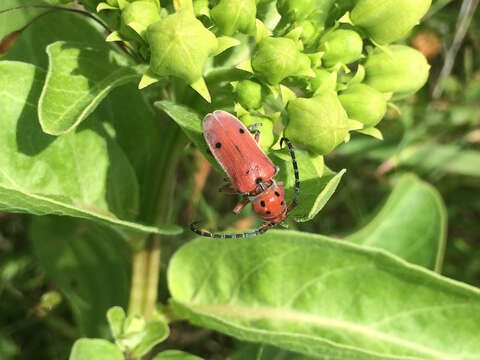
191 110 299 238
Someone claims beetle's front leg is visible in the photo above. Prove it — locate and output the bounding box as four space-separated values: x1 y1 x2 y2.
233 198 250 214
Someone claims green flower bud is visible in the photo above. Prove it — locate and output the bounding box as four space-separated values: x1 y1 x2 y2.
252 37 313 84
235 80 264 110
147 10 217 84
240 114 276 151
285 91 349 155
277 0 335 27
297 20 316 46
277 0 316 21
351 0 432 45
338 83 387 127
121 1 160 39
318 29 363 67
211 0 256 35
364 45 430 97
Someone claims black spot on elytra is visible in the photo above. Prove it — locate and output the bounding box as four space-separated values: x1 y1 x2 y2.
239 128 245 134
266 211 271 215
215 142 222 148
281 201 284 205
275 191 280 197
260 200 265 207
246 170 250 174
256 177 263 184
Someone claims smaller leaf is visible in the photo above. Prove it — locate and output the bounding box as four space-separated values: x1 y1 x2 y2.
214 36 241 56
357 126 383 140
69 339 123 360
153 350 204 360
107 306 126 339
273 149 346 222
132 320 170 357
154 101 222 173
190 77 211 103
39 41 142 135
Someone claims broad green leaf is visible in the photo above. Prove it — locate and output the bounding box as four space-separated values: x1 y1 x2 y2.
153 350 204 360
1 0 106 69
38 41 142 135
131 320 170 357
229 344 313 360
0 61 178 235
168 231 480 360
69 339 123 360
31 216 130 337
273 150 346 222
347 174 447 271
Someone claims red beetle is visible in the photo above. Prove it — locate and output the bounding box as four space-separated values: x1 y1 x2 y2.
191 110 299 238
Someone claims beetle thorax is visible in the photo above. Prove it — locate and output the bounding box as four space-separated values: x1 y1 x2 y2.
251 182 287 224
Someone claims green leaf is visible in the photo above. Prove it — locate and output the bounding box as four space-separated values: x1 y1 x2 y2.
69 339 123 360
0 61 177 235
228 344 313 360
107 306 126 339
1 0 106 69
154 101 222 173
38 41 142 135
347 174 447 271
31 216 130 337
272 149 346 222
131 320 170 357
168 231 480 360
153 350 204 360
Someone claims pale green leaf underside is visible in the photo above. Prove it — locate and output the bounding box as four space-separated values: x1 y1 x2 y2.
168 231 480 360
39 41 141 135
153 350 204 360
0 61 179 235
347 174 447 271
69 339 123 360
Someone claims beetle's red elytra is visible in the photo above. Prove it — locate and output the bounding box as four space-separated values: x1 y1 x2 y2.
191 110 299 238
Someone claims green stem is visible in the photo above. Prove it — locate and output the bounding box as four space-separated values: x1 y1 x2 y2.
128 120 186 319
128 248 148 316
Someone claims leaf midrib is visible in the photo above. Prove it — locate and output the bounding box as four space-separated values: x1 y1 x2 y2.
182 302 453 360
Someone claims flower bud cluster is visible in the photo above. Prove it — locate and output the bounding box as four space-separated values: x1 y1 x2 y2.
91 0 431 155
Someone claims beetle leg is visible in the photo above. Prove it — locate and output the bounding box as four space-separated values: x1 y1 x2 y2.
219 184 238 194
233 198 250 214
247 123 262 132
280 138 300 213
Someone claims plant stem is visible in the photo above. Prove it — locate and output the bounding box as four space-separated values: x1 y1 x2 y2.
128 249 148 316
128 120 186 319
